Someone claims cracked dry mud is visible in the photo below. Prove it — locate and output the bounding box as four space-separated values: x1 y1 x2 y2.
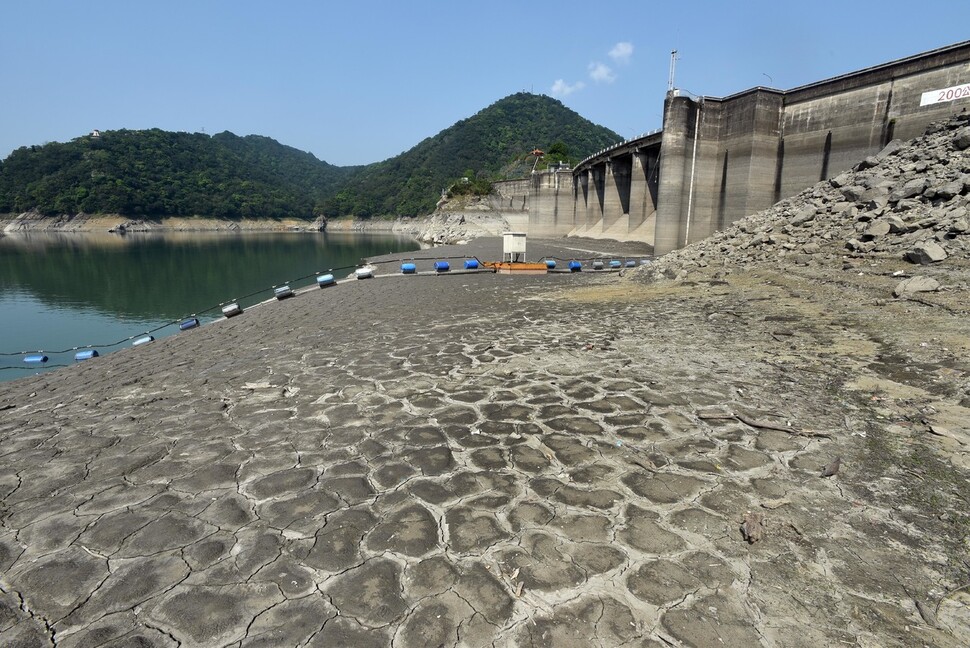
1 240 969 647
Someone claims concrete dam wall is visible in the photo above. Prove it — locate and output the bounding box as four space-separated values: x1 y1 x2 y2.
513 40 970 253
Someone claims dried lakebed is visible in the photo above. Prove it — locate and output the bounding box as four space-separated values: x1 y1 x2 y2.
0 241 968 647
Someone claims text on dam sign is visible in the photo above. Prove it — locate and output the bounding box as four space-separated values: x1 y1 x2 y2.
920 82 970 106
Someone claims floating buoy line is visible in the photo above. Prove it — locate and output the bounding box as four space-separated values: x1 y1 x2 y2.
1 252 650 374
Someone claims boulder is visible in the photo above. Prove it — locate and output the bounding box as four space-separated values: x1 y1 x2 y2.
875 139 905 160
863 220 891 239
829 172 852 188
791 206 817 226
892 276 940 298
841 185 867 202
931 179 965 201
905 240 948 265
953 127 970 151
890 178 930 203
885 215 909 233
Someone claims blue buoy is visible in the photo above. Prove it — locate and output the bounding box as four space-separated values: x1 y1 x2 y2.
179 318 200 331
592 260 605 270
222 302 243 317
545 259 556 269
274 285 293 300
317 273 336 287
568 260 582 272
132 335 154 347
625 260 637 267
463 259 479 270
24 354 48 364
75 349 99 362
355 266 374 279
609 260 622 269
434 261 450 272
400 263 417 274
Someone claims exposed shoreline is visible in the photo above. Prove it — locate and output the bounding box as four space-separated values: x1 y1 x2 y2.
0 211 509 245
1 236 967 646
0 212 329 233
0 210 602 254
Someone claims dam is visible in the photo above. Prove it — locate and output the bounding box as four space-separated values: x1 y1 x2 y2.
495 40 970 253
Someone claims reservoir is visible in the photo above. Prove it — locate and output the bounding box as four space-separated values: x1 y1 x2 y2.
0 230 419 382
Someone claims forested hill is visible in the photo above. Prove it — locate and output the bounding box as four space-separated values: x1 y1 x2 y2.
0 93 622 220
322 93 622 217
0 130 357 219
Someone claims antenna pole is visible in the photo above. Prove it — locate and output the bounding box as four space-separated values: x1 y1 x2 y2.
668 50 678 92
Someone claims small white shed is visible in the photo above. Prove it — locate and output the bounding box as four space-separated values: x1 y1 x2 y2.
502 232 527 263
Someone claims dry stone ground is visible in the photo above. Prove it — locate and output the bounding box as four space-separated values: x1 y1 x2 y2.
1 235 968 646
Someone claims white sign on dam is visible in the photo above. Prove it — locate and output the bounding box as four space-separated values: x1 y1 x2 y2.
920 81 970 106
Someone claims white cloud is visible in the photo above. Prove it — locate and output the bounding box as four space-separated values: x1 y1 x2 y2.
551 79 585 97
588 62 615 84
609 42 634 65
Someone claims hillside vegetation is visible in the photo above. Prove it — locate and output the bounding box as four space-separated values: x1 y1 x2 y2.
0 130 355 219
322 93 621 217
0 93 621 220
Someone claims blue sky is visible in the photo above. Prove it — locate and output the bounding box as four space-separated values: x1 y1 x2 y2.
2 1 968 166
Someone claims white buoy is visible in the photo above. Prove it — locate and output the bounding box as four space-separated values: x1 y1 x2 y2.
222 303 243 317
274 285 293 300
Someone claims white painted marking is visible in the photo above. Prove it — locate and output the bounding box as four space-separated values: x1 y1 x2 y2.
920 82 970 107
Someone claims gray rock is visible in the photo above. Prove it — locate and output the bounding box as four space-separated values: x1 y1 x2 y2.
876 139 905 160
791 206 816 226
951 218 969 234
885 215 909 233
933 179 965 201
863 220 891 239
890 178 930 202
862 187 890 211
845 238 863 251
905 240 948 264
841 186 867 202
892 275 940 297
953 127 970 151
894 198 922 212
829 172 852 188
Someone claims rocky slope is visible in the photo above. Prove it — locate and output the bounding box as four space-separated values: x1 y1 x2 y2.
637 113 970 292
390 196 525 245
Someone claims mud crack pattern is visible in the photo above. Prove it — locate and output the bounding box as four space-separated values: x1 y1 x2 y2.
1 263 968 647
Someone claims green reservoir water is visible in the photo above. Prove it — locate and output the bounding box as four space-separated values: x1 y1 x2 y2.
0 230 419 382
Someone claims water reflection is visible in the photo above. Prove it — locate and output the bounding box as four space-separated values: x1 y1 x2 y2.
0 231 418 380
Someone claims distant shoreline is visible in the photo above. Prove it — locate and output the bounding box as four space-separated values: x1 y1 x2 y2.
0 210 532 248
0 212 403 235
